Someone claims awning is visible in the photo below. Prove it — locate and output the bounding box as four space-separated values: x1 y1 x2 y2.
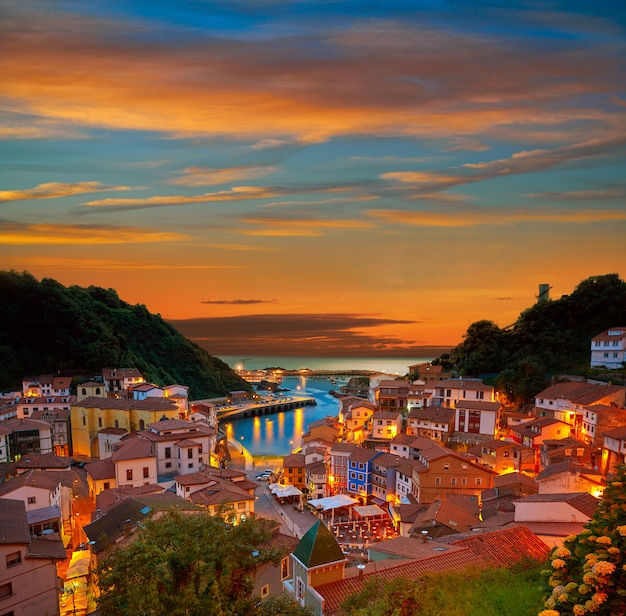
65 549 91 580
270 484 302 497
353 504 387 518
307 494 359 511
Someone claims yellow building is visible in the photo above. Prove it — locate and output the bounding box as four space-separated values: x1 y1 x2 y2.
70 396 180 457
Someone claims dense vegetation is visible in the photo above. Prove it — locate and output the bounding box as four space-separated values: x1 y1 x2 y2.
341 559 546 616
97 512 312 616
539 464 626 616
0 270 251 399
449 274 626 405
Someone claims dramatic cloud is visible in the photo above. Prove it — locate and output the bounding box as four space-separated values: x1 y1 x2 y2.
0 181 131 203
166 313 443 356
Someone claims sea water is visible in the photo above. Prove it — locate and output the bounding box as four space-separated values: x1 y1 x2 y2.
219 356 435 455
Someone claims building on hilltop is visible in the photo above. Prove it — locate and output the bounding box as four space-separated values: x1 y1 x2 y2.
590 327 626 369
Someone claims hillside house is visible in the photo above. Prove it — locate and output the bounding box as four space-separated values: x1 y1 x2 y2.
406 406 455 443
454 400 501 437
428 378 494 409
1 417 53 459
590 327 626 368
22 374 71 398
102 367 144 394
371 380 410 412
369 411 403 442
411 441 496 503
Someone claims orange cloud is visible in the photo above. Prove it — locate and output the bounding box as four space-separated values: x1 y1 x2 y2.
7 256 245 271
238 216 373 237
1 8 622 145
0 222 187 244
0 181 131 203
81 186 284 209
169 165 279 186
366 207 626 227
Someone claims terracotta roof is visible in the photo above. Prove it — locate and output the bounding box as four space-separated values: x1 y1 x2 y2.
514 492 599 518
0 469 63 496
535 381 625 405
14 452 72 470
603 424 626 439
28 535 67 560
26 504 62 525
536 460 586 481
111 437 154 461
435 379 493 391
316 526 549 615
592 327 626 341
98 427 128 436
348 448 381 464
306 460 326 474
407 406 455 422
454 400 501 411
85 494 197 552
75 397 177 411
292 520 346 569
175 439 200 447
86 458 116 481
408 500 479 535
283 453 306 467
0 498 31 543
330 442 361 454
188 479 254 506
1 417 53 431
368 536 463 559
102 367 143 379
147 418 194 431
95 484 164 513
372 411 403 420
494 472 538 489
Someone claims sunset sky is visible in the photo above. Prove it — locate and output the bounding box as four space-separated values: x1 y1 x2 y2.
1 1 625 357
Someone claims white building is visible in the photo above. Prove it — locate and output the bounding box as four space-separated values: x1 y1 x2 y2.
427 378 495 408
590 327 626 369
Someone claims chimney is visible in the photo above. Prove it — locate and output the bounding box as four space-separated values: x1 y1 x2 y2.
357 563 365 581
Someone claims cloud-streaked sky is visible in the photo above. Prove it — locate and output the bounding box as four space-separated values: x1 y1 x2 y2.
2 0 625 357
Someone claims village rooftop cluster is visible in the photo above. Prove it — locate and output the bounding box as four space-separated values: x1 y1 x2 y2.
0 327 625 615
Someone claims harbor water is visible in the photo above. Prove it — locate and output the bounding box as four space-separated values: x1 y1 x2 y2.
220 356 435 455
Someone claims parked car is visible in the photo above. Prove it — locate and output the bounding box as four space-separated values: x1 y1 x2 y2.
256 470 273 481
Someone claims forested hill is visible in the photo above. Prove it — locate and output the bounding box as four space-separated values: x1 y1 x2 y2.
449 274 626 402
0 270 250 399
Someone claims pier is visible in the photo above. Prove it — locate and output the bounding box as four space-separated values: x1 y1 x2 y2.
216 396 317 420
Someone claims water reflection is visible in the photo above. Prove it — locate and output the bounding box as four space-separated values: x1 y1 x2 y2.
224 376 340 455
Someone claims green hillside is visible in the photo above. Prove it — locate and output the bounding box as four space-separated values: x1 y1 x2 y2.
0 270 251 399
449 273 626 403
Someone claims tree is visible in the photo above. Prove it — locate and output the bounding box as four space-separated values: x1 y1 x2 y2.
539 465 626 616
450 320 509 376
96 512 301 616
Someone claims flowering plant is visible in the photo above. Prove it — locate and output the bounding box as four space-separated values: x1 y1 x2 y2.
540 465 626 615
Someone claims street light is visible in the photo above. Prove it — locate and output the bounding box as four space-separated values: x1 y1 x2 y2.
289 440 293 453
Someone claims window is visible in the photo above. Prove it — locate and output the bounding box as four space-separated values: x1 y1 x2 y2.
98 417 102 428
81 388 87 395
5 552 21 568
0 583 12 600
27 496 36 505
296 577 305 603
165 462 172 469
475 477 483 486
143 467 149 478
139 419 145 430
96 387 101 395
82 416 86 426
104 482 110 490
187 448 193 459
443 463 450 470
461 477 467 485
165 447 171 459
435 477 441 485
126 469 133 481
450 477 457 485
114 420 119 428
281 557 289 579
261 585 269 598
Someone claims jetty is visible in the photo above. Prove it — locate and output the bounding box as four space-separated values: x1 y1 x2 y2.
216 395 316 420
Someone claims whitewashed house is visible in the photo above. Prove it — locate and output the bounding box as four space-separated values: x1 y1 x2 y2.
590 327 626 369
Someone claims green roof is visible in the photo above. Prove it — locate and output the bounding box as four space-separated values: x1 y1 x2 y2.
292 520 345 568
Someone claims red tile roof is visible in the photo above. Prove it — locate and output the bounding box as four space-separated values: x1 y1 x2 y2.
316 526 549 615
